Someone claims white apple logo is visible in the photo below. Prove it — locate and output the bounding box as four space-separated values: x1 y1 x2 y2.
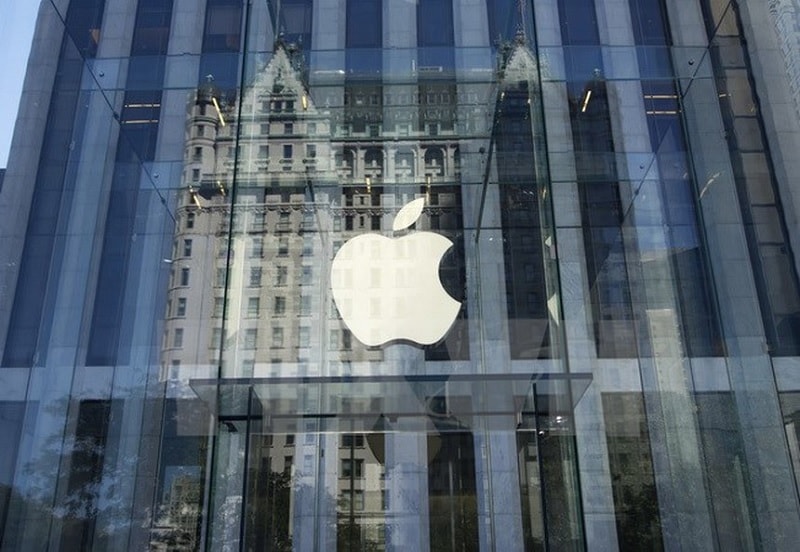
330 197 461 347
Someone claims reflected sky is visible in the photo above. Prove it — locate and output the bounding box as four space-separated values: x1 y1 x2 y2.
0 3 37 167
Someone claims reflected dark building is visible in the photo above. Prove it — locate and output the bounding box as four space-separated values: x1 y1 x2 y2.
3 0 800 551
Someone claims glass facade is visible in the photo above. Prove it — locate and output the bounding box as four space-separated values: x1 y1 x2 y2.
1 0 800 550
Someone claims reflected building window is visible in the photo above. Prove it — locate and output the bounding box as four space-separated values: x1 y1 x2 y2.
173 328 184 348
250 237 263 258
300 295 311 315
250 267 262 287
341 459 364 479
244 329 257 349
247 297 260 317
271 327 284 348
275 266 288 286
341 434 364 448
299 326 310 347
278 237 289 256
274 296 286 316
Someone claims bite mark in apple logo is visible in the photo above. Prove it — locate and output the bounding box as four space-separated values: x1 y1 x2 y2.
330 197 461 347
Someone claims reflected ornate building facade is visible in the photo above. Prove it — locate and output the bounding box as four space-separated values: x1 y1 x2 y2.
3 0 800 551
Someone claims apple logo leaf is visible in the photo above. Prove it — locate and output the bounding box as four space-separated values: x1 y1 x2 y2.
392 197 425 232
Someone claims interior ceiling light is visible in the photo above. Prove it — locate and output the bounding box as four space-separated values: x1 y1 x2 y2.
212 97 226 127
581 89 592 113
189 187 202 208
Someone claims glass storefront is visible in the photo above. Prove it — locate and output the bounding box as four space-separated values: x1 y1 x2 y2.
2 0 800 550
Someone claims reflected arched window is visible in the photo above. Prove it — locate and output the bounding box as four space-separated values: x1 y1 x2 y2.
364 148 384 179
336 149 355 179
424 148 444 177
395 150 415 179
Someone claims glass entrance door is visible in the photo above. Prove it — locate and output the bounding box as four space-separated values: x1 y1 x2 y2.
245 432 294 551
198 376 588 551
241 428 480 552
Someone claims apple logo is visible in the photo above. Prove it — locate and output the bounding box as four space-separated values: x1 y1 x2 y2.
330 197 461 347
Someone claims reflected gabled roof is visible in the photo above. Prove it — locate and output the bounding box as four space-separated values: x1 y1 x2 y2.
499 39 543 86
238 42 316 116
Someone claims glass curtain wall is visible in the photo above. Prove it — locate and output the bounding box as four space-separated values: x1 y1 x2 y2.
1 0 800 551
195 0 584 549
0 0 192 550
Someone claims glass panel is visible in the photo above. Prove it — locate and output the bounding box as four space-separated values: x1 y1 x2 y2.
2 0 107 367
0 402 24 540
245 432 295 550
337 431 386 551
696 392 757 550
602 393 662 549
428 431 478 551
3 0 800 550
781 392 800 502
150 399 209 551
695 0 800 355
517 414 545 551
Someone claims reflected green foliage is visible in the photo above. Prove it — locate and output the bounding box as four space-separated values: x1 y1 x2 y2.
248 468 293 551
428 494 479 552
613 483 662 550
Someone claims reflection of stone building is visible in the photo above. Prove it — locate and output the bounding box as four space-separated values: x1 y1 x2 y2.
162 46 345 374
158 45 469 547
160 43 467 377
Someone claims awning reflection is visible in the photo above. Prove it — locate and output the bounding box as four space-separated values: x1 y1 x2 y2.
190 372 592 433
